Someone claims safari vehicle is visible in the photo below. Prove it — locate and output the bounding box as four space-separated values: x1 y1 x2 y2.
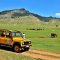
0 29 32 53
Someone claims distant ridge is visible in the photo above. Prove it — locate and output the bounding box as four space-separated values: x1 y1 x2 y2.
0 8 60 22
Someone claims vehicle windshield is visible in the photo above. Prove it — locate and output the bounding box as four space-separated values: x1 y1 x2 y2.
12 32 21 37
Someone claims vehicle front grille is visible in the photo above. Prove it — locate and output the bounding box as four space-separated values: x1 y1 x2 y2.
24 42 29 45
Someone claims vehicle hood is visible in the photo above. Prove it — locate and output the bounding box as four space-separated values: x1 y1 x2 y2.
13 37 31 42
13 37 24 41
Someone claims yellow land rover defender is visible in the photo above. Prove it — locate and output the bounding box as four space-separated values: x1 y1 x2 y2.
0 29 32 53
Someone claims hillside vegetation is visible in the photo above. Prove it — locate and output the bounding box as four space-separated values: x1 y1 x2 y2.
0 8 60 30
0 8 60 22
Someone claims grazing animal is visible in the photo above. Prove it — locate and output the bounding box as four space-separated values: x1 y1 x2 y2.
51 33 57 38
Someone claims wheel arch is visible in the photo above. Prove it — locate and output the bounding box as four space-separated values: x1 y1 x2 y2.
13 42 21 47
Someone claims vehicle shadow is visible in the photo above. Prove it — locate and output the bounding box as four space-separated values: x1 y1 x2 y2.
0 46 25 53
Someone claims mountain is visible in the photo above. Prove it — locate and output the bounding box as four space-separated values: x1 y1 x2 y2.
0 8 60 22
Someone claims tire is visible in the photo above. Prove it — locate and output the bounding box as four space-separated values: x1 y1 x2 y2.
13 45 21 53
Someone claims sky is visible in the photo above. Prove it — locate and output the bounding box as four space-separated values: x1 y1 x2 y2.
0 0 60 17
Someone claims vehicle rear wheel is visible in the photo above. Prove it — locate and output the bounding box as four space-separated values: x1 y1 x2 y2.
13 45 21 53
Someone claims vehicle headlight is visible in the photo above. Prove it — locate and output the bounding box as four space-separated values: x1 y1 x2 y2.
22 42 24 45
29 41 31 44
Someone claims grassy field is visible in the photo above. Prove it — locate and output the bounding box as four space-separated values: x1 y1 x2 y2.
0 23 60 60
0 50 36 60
24 27 60 54
0 24 60 53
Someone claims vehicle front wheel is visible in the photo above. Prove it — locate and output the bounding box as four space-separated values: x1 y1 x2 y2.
13 45 21 53
24 47 30 51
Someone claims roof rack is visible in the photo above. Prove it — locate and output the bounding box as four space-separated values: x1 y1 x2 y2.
0 29 21 33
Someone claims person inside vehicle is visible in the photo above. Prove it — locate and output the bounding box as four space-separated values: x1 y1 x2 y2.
9 32 12 38
22 33 26 39
1 31 6 37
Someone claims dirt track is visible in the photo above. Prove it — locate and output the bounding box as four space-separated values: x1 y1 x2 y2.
0 48 60 60
21 49 60 60
30 50 60 57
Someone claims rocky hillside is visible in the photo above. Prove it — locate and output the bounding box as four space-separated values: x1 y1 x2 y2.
0 8 60 22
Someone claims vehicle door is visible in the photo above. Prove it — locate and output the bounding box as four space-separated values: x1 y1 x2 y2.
0 31 6 44
5 32 13 45
0 36 6 44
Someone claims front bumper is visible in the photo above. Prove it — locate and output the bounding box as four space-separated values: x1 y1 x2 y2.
21 45 32 48
21 45 32 50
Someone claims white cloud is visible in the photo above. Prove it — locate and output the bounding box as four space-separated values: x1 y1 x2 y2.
56 13 60 16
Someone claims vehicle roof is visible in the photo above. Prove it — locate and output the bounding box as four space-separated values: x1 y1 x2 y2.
0 29 21 33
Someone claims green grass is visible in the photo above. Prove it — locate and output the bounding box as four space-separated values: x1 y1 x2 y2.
0 23 60 60
0 50 36 60
30 38 60 53
0 24 60 54
23 28 60 53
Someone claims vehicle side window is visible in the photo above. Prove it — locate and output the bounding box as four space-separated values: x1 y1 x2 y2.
6 32 12 38
16 33 21 36
12 32 15 36
12 32 21 37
